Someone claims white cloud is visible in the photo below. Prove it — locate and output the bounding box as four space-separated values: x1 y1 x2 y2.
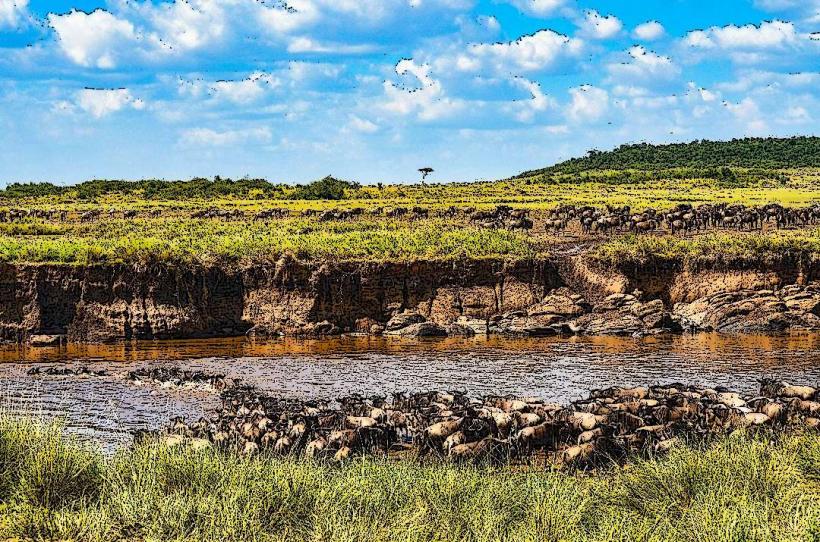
479 15 500 32
753 0 820 18
607 46 680 82
48 9 138 68
43 0 473 70
75 88 146 118
347 115 379 133
715 70 820 92
180 126 273 146
450 30 584 74
567 85 609 123
178 72 280 104
211 72 280 104
754 0 804 9
510 78 555 122
286 36 374 54
686 82 719 103
722 97 768 134
633 21 665 41
382 59 462 121
684 20 800 49
577 10 622 40
145 0 229 52
502 0 569 17
0 0 28 29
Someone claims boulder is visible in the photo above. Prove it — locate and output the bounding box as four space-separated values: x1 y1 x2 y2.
673 288 820 333
455 316 488 335
28 334 64 347
386 322 448 338
354 317 380 334
385 312 426 332
445 323 476 337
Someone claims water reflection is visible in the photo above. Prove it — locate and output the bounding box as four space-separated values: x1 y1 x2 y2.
1 333 819 449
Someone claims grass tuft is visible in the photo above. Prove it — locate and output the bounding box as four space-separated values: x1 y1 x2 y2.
0 417 818 541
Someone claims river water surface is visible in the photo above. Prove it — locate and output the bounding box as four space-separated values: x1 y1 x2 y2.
1 334 820 449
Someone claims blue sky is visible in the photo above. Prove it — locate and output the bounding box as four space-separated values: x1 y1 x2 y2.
0 0 818 185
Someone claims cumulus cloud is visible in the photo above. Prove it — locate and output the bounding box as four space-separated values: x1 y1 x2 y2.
75 88 146 118
502 0 570 17
179 72 281 105
754 0 820 20
715 70 820 92
48 9 138 68
446 30 584 74
180 126 273 146
607 46 680 82
722 97 768 135
567 85 609 123
577 10 623 40
347 115 380 133
382 59 462 121
633 21 665 41
0 0 28 29
43 0 471 70
684 20 800 49
510 78 555 122
286 36 375 54
144 0 230 52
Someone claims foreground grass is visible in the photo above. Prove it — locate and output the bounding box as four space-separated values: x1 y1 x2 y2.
0 418 819 541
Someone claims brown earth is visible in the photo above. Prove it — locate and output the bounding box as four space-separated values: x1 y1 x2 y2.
4 251 820 344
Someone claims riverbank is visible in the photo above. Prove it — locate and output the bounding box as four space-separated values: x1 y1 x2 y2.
4 247 820 343
0 417 817 541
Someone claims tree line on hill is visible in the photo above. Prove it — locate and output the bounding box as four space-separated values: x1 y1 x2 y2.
517 137 820 177
2 137 817 200
0 175 362 201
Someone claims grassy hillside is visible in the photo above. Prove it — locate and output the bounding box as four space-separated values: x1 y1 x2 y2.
517 137 820 177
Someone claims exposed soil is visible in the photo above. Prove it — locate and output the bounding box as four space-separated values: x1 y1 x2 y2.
4 247 820 344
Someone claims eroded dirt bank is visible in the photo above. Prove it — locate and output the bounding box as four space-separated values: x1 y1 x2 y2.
3 253 820 344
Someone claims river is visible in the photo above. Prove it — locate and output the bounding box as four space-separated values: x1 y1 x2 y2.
1 333 819 450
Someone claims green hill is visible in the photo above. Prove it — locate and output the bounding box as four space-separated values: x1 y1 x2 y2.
517 137 820 177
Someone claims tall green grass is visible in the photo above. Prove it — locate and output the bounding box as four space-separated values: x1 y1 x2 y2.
0 219 539 264
593 229 820 267
0 417 818 541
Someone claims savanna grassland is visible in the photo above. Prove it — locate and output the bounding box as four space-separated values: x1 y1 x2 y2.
2 172 820 265
0 417 819 542
1 137 820 265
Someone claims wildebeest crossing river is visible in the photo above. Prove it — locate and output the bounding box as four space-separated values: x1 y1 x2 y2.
1 334 820 451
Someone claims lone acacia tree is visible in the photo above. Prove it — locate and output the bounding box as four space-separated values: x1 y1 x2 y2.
418 167 434 181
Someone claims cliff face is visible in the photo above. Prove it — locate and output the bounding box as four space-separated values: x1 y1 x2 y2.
2 254 819 343
0 264 247 342
0 258 561 343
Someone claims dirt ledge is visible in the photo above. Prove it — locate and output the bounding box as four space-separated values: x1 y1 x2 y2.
2 254 819 343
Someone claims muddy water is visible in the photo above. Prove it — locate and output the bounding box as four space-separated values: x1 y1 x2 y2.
1 334 820 450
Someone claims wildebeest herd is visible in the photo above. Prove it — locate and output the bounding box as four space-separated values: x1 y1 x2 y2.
128 367 232 391
3 201 820 237
27 365 107 377
150 371 820 467
546 202 820 235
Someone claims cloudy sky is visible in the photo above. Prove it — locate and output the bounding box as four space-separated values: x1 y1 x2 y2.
0 0 818 185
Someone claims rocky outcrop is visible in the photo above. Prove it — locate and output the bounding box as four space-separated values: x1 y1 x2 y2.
674 285 820 333
489 288 587 336
0 258 562 343
4 254 820 344
575 295 680 336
